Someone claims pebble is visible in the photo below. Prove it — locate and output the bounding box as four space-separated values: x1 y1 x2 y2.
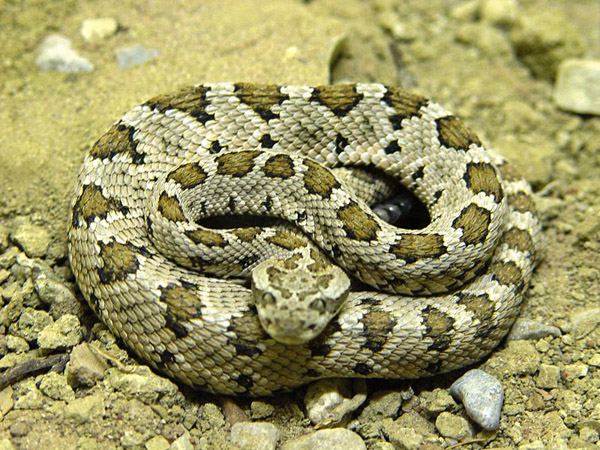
37 314 83 351
0 438 15 450
536 363 561 389
304 379 367 425
65 343 108 387
9 421 30 437
170 431 194 450
11 223 51 259
62 395 105 424
106 366 180 405
13 379 44 410
553 59 600 115
145 435 170 450
569 307 600 339
435 411 475 440
281 429 366 450
38 372 75 402
449 369 504 430
250 400 275 419
35 34 94 73
478 0 518 26
381 423 425 450
358 390 405 422
5 335 29 353
0 386 14 418
15 307 53 342
562 362 589 381
419 388 456 416
487 340 541 377
80 17 118 42
0 223 9 252
510 10 584 80
506 318 562 341
115 45 160 71
230 422 279 450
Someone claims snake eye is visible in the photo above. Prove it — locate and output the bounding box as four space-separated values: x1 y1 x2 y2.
309 298 326 312
262 292 276 305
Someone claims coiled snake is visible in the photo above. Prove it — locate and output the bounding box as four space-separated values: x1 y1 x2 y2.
68 83 540 395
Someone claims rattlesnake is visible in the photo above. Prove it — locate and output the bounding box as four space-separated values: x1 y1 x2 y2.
68 83 541 395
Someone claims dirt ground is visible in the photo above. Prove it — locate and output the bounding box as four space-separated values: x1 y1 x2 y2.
0 0 599 448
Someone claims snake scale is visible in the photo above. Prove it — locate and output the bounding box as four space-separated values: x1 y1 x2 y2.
68 83 541 395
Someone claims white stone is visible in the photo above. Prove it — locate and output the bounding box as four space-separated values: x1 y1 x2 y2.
554 59 600 115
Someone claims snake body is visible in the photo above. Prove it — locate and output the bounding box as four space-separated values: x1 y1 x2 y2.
68 83 540 395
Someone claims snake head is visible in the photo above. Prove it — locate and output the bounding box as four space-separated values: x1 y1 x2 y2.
251 250 350 345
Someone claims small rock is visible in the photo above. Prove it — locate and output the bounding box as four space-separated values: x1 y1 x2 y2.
393 410 437 436
562 362 589 381
478 0 518 27
553 59 600 115
66 343 108 387
487 340 541 377
588 354 600 367
11 223 51 258
435 412 475 440
382 424 425 450
0 223 9 252
197 403 226 431
145 435 170 450
9 421 30 437
455 23 512 57
13 379 44 410
358 390 404 422
5 335 29 353
510 9 584 80
536 363 561 389
63 395 105 424
569 308 600 339
0 386 14 418
281 429 366 450
115 45 160 71
449 370 504 430
80 17 118 42
0 269 9 285
0 438 16 450
33 266 83 319
507 318 562 341
170 431 193 450
38 372 75 402
106 366 180 405
36 34 94 73
37 314 83 351
419 388 456 416
15 308 53 342
231 422 279 450
305 379 367 426
250 400 275 419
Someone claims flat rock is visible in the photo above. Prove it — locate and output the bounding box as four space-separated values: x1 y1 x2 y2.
553 59 600 115
11 223 51 258
115 45 160 71
231 422 279 450
281 429 366 450
37 314 83 351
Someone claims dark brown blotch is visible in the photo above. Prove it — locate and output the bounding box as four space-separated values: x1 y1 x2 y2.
159 283 202 320
266 231 307 251
158 193 186 222
167 163 208 189
303 159 341 198
423 306 455 352
390 234 446 264
500 227 535 254
216 151 260 177
234 83 289 122
72 184 110 227
262 154 295 179
452 204 491 246
230 227 262 243
97 241 140 283
337 201 381 242
490 260 522 286
89 123 144 163
186 228 227 248
144 85 214 123
508 191 536 214
456 292 495 326
436 116 481 151
362 310 396 352
310 85 364 117
381 87 428 129
464 162 504 202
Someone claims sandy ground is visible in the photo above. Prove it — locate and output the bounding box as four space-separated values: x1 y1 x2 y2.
0 0 599 448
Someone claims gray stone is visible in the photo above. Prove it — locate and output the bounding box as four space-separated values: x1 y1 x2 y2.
281 429 366 450
554 59 600 115
11 223 51 258
37 314 83 350
115 45 160 71
62 395 105 424
35 34 94 73
66 343 108 387
507 318 562 341
435 412 475 440
231 422 279 450
449 369 504 430
80 17 118 42
536 363 561 389
38 372 75 402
